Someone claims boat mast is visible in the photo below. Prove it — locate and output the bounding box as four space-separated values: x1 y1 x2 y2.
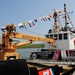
53 10 59 32
64 3 68 31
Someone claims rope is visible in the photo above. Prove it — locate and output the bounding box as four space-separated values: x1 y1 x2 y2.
17 27 45 36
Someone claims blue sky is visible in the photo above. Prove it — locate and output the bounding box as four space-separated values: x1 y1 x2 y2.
0 0 74 37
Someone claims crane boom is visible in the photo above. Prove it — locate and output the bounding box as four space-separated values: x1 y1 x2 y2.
0 24 54 60
8 32 54 46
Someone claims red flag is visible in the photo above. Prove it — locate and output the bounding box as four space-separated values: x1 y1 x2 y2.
53 51 60 60
38 68 54 75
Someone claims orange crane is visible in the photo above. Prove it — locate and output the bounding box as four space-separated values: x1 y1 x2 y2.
0 24 54 60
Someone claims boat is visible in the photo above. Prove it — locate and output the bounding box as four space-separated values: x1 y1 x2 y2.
0 3 75 75
30 4 75 62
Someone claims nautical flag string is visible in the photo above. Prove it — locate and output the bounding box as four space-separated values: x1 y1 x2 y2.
28 21 35 27
0 7 73 32
23 22 27 29
0 27 6 32
67 15 73 26
18 23 25 29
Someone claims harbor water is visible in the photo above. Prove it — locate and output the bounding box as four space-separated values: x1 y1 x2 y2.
16 48 41 59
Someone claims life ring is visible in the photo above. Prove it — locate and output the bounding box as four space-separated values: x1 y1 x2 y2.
32 53 37 59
